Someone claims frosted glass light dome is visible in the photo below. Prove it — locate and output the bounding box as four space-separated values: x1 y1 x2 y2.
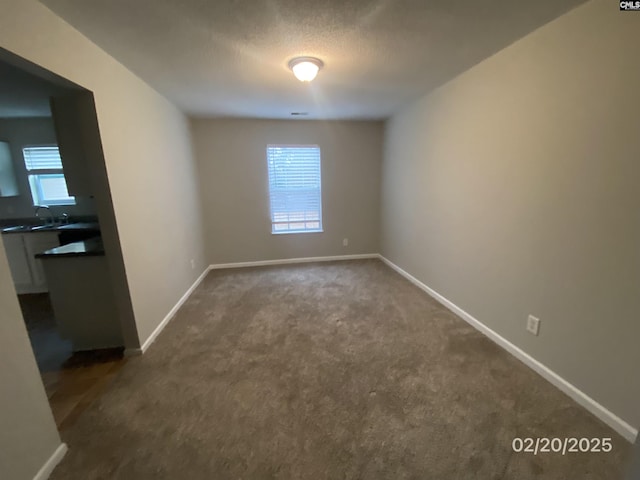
288 57 323 82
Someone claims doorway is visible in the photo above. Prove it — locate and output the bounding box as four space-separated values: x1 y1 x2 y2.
0 49 135 430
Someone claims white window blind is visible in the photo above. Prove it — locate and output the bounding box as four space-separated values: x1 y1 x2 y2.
23 146 75 206
267 145 322 234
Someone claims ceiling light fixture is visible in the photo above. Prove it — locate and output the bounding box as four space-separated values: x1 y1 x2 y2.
288 57 323 82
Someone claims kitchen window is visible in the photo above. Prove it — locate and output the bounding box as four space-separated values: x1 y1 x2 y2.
23 146 75 206
266 145 322 234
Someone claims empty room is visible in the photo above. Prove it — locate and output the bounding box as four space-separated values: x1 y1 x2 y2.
1 0 639 479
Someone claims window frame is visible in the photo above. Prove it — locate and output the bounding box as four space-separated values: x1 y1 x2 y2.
266 144 323 235
22 145 76 206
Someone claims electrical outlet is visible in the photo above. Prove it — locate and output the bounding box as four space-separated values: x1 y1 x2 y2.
343 238 349 247
526 315 540 336
190 259 195 269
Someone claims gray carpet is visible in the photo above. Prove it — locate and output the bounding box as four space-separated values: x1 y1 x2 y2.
51 260 631 479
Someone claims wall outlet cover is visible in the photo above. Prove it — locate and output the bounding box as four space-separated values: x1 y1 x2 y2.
526 315 540 336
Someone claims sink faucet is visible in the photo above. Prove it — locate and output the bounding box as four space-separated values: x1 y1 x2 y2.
35 205 56 226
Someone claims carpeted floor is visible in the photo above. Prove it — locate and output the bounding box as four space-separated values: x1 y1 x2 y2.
51 260 631 479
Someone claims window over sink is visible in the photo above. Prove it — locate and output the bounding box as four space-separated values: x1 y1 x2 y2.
22 146 75 206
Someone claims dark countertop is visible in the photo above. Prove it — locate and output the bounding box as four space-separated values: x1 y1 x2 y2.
1 222 100 234
36 236 105 259
56 222 100 231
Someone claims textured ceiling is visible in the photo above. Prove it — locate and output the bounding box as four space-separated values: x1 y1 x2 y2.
41 0 585 119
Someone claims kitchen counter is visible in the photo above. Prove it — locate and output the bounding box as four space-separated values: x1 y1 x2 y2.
35 236 104 258
36 235 122 351
1 221 100 234
56 222 100 231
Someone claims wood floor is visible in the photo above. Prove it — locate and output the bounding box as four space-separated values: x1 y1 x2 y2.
18 293 125 429
44 349 125 429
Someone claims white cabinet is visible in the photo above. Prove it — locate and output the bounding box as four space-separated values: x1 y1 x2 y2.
2 234 31 288
24 232 60 289
2 232 60 293
50 92 95 197
0 141 18 197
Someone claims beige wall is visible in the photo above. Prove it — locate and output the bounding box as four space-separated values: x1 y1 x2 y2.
0 117 97 220
0 240 60 479
0 1 206 477
381 0 640 430
192 119 382 264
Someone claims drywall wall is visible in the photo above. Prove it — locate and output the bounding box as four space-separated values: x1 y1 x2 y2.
0 240 61 479
0 117 97 220
381 0 640 431
192 119 382 263
0 2 206 477
0 0 206 346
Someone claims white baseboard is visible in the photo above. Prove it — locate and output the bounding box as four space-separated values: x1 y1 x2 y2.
33 443 67 480
209 253 379 270
378 255 638 443
124 266 210 356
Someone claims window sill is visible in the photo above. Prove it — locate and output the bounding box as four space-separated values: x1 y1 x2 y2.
271 229 324 235
33 202 76 207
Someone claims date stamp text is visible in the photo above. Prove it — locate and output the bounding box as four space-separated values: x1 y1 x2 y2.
512 437 613 455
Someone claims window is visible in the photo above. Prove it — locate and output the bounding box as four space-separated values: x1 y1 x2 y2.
267 145 322 234
22 146 75 206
